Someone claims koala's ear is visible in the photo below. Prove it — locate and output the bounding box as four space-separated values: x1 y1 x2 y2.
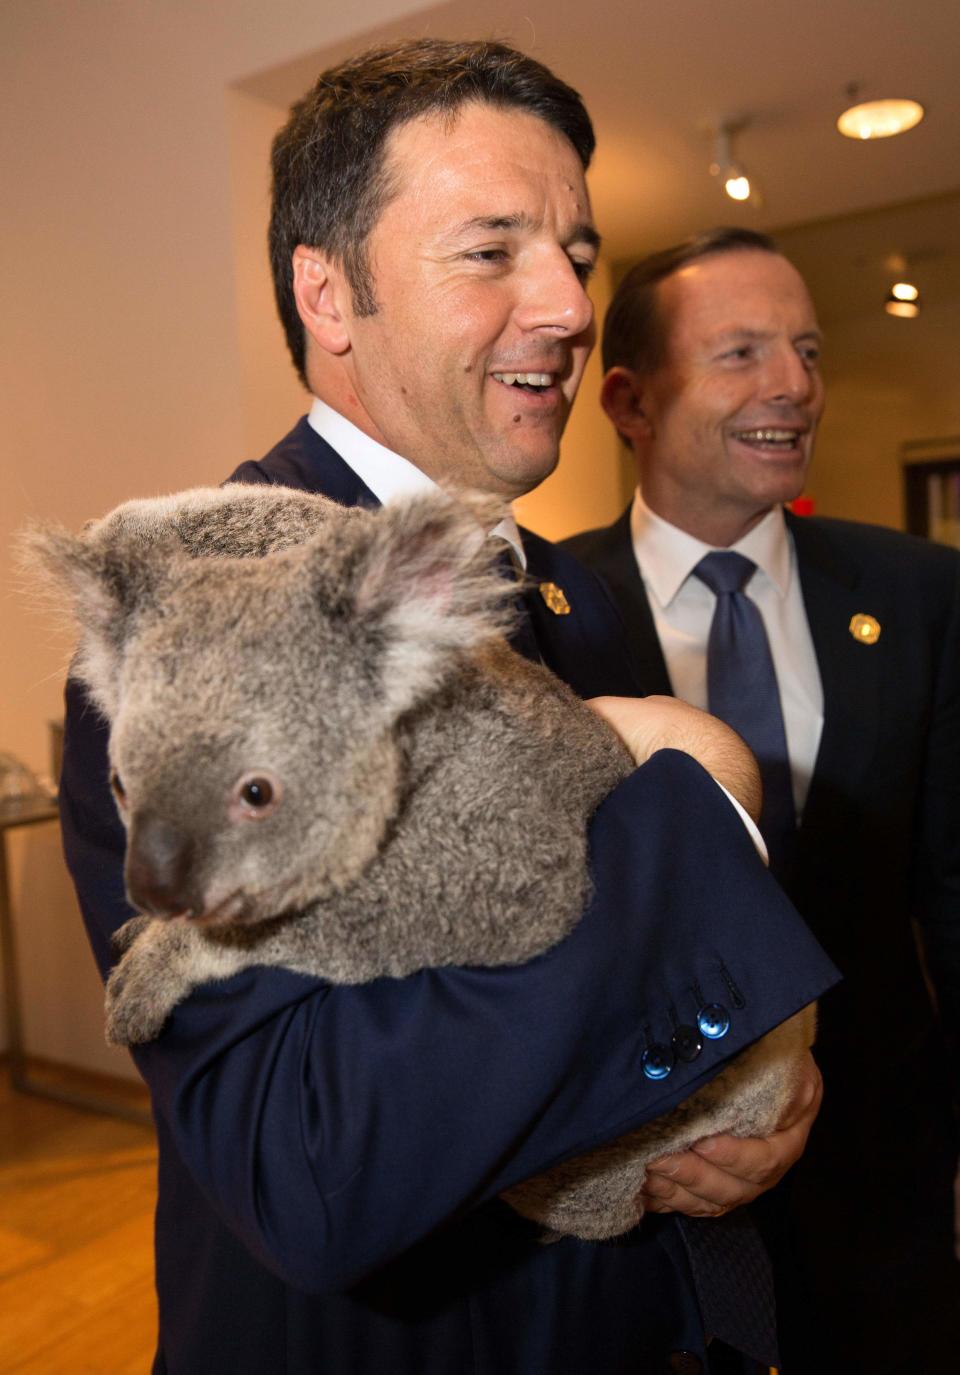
19 522 177 718
325 490 517 715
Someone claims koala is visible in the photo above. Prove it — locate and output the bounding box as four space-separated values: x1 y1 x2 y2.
26 482 814 1241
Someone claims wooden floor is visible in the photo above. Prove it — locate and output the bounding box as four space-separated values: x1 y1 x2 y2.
0 1061 158 1374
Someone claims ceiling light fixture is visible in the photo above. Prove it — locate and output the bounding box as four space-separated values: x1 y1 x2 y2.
710 120 756 203
837 86 925 140
884 281 921 318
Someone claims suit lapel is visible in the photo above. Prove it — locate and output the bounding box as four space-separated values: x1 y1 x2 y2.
788 514 882 836
521 529 644 698
572 510 673 695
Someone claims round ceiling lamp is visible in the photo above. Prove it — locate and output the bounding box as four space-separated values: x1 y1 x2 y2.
837 97 925 140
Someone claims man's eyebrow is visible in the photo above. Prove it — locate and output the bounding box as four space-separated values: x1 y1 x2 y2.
449 213 601 251
711 326 824 345
572 222 602 253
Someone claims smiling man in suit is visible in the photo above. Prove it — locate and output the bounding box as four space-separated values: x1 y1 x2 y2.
565 226 960 1374
57 57 839 1375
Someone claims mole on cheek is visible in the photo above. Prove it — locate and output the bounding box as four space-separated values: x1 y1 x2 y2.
513 414 522 424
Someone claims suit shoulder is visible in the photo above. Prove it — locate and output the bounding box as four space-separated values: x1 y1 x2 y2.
800 514 960 583
521 527 615 606
559 520 622 565
225 417 315 489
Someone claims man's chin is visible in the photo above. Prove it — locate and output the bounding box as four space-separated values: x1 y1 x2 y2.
735 454 810 507
495 452 561 500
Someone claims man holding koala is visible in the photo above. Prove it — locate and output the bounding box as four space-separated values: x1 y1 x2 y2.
59 40 837 1375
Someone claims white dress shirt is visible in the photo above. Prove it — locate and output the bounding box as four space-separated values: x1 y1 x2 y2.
630 489 824 815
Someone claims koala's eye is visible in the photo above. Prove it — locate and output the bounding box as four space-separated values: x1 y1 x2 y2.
232 772 282 820
242 779 273 808
110 771 127 806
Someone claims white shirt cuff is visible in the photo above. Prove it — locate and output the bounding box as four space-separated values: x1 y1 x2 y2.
716 783 769 865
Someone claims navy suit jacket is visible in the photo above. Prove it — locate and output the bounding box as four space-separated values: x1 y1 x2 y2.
564 505 960 1368
59 420 838 1375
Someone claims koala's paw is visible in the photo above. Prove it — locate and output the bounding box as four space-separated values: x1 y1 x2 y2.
105 928 182 1046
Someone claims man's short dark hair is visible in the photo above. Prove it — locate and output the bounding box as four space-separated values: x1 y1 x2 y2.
601 227 780 376
269 38 596 385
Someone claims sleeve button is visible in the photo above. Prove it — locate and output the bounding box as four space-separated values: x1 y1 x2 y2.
697 1003 731 1039
671 1024 703 1062
641 1043 676 1080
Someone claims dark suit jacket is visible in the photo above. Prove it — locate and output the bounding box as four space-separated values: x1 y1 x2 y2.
58 421 838 1375
564 505 960 1371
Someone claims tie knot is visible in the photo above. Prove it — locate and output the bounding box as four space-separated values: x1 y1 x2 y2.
693 550 757 596
492 539 522 585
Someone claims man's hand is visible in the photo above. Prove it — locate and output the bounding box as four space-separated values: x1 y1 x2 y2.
639 1050 823 1217
587 694 762 823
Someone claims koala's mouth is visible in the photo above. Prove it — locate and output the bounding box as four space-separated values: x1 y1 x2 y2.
180 893 249 927
184 889 297 931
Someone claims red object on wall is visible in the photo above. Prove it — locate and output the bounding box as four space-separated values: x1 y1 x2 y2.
789 496 816 516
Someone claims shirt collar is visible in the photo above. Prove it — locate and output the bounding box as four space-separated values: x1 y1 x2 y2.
307 397 526 568
630 487 792 608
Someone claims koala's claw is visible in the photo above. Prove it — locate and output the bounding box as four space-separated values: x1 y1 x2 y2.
111 914 153 956
105 968 169 1045
105 926 178 1045
104 993 164 1046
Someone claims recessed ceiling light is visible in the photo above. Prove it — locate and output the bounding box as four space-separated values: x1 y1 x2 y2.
838 98 925 140
884 282 921 317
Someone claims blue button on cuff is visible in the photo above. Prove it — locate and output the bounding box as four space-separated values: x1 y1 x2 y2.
697 1003 731 1039
641 1043 676 1080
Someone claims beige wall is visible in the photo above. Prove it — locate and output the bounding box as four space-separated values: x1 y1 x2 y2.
805 297 960 529
226 87 311 462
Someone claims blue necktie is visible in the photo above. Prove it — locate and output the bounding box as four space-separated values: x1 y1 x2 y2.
693 551 796 870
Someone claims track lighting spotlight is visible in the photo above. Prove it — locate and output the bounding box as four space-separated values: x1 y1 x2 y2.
710 122 756 203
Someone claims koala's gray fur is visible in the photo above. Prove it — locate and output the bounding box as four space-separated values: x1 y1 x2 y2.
26 482 813 1241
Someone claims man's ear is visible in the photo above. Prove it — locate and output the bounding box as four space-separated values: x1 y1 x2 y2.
600 366 651 444
292 246 352 356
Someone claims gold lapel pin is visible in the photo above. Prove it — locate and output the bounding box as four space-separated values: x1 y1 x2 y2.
849 613 881 645
539 581 571 616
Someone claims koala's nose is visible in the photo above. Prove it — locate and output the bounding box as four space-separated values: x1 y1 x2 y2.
125 812 198 916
